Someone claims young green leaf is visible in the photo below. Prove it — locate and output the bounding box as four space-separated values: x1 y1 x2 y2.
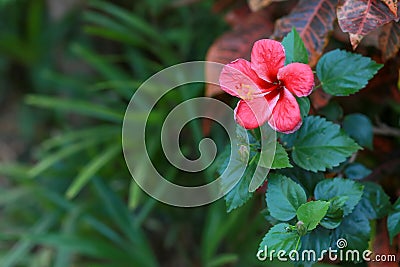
316 49 383 96
270 142 292 169
314 178 364 216
388 198 400 244
342 113 373 149
266 174 307 221
259 223 300 258
296 200 330 231
320 196 348 229
281 27 309 64
283 116 361 172
344 163 372 180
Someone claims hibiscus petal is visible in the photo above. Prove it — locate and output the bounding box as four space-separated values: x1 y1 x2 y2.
251 39 285 83
219 59 271 99
234 97 273 129
277 63 314 97
268 88 302 134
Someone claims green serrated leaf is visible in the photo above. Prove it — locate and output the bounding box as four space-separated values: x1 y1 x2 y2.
270 142 292 169
258 223 300 258
283 116 361 172
266 174 307 221
279 167 324 198
332 205 370 254
220 133 268 212
316 49 383 96
388 198 400 244
297 201 330 231
219 149 249 212
314 178 364 216
296 97 311 118
358 182 391 220
281 28 309 64
250 124 277 191
344 163 372 180
320 196 348 229
299 227 331 265
261 208 280 226
343 113 373 149
224 155 268 212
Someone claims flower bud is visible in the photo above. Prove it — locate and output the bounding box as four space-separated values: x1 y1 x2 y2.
238 145 249 163
296 221 308 236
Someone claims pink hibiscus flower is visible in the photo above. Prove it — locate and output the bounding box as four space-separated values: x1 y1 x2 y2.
219 39 314 133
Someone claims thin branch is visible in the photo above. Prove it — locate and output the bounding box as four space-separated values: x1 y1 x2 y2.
373 122 400 137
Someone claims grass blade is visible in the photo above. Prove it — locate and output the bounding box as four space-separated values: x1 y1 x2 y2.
0 214 58 267
26 95 124 123
66 145 121 199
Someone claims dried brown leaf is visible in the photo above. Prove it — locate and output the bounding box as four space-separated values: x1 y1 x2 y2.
381 0 398 16
337 0 396 49
272 0 338 67
205 9 274 97
379 20 400 60
247 0 287 12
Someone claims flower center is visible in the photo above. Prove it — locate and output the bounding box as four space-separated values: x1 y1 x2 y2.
237 83 256 100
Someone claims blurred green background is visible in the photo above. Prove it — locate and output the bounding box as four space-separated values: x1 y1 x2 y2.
0 1 340 266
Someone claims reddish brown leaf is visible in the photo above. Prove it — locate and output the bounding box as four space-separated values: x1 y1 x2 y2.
368 220 398 267
379 21 400 60
381 0 398 16
205 8 274 97
310 88 332 109
247 0 287 12
272 0 338 67
337 0 396 49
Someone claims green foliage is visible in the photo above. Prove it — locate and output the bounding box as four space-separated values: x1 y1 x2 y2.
344 163 372 180
319 196 348 229
0 0 247 266
388 198 400 244
318 101 343 122
266 174 307 221
270 142 292 169
331 205 371 253
299 227 331 265
296 97 311 118
1 1 396 266
316 49 383 96
296 201 330 231
282 116 361 172
280 167 324 198
222 153 263 212
357 182 391 220
314 178 364 216
259 223 300 257
220 126 269 212
342 113 373 149
281 28 309 64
